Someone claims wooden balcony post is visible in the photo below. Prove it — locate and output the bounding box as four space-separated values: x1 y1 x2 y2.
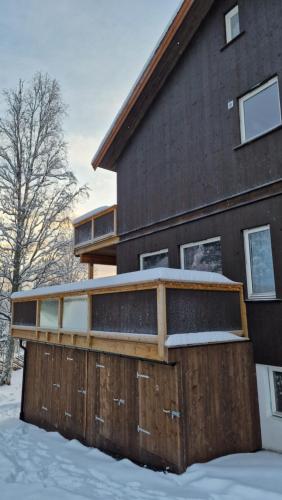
157 283 168 360
88 263 94 279
239 286 249 338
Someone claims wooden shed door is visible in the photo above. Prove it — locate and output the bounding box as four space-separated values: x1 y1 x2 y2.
23 342 39 422
50 346 62 430
85 350 99 446
96 353 137 454
137 361 182 469
60 348 87 441
37 344 53 428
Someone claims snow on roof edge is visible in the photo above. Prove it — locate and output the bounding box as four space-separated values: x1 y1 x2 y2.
166 331 247 347
72 206 109 225
11 268 239 300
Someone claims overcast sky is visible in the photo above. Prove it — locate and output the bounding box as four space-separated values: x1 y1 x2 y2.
0 0 181 216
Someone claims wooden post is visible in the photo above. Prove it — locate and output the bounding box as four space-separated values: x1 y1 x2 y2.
157 284 168 360
88 263 94 279
239 286 249 338
87 293 92 347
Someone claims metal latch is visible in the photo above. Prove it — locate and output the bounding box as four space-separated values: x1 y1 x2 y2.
96 363 105 369
113 398 125 406
44 352 50 356
136 372 150 380
65 411 72 418
137 425 151 435
53 383 60 388
95 416 104 423
41 406 48 412
66 357 73 361
78 389 86 395
163 409 181 419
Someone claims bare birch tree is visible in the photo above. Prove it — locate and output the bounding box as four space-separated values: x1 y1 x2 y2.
0 73 88 384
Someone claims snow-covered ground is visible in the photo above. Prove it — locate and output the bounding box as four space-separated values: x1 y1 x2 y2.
0 371 282 499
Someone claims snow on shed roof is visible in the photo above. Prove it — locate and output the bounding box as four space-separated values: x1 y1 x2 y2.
166 332 247 348
72 206 109 225
11 268 238 300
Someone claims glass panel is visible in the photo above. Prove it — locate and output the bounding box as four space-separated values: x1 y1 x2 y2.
273 371 282 414
74 221 92 245
248 228 275 295
183 240 222 273
243 81 281 141
62 296 88 332
230 10 240 40
142 252 169 270
40 299 59 329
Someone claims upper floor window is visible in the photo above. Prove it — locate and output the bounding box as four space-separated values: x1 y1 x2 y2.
225 5 240 43
180 237 222 274
140 249 169 270
244 225 276 299
239 77 282 143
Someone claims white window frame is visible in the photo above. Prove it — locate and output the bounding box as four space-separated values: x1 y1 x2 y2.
180 236 221 270
268 366 282 418
243 225 276 300
225 5 239 44
239 76 282 143
140 249 169 271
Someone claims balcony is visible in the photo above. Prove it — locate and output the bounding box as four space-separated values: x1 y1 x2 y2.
73 205 118 266
11 268 248 362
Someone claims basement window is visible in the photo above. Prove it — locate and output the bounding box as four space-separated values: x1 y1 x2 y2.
180 237 222 274
269 367 282 417
225 5 240 43
239 77 282 143
244 225 276 299
140 249 169 270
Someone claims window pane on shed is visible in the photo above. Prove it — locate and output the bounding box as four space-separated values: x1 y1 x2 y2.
243 81 281 141
40 299 59 329
273 371 282 414
183 240 222 273
62 296 88 332
248 228 275 294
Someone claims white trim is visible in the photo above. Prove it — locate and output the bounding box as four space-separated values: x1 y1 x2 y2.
180 237 221 270
239 76 282 143
268 366 282 418
225 5 239 44
140 249 169 270
243 225 276 300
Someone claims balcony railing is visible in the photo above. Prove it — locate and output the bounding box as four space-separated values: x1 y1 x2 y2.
11 269 248 362
73 205 118 254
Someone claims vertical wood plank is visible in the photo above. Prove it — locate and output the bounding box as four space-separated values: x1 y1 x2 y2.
239 287 249 338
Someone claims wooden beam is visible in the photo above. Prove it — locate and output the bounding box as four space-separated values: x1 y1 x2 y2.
239 287 249 338
80 254 116 266
88 263 94 279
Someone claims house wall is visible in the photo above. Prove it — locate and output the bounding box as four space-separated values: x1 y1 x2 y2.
117 196 282 367
116 0 282 236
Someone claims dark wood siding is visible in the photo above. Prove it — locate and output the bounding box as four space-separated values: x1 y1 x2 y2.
91 290 158 334
117 195 282 366
116 0 282 235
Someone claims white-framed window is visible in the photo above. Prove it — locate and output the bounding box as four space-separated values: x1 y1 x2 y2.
244 225 276 299
180 237 222 274
239 77 282 143
269 366 282 418
225 5 240 43
140 249 169 270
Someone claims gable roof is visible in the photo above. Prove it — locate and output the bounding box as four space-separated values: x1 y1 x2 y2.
91 0 215 171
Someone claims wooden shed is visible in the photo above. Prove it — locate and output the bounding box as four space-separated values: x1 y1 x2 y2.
11 268 261 473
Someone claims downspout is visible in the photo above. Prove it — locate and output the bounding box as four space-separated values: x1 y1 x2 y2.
19 340 26 421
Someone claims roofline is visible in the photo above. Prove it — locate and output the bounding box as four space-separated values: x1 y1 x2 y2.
91 0 195 171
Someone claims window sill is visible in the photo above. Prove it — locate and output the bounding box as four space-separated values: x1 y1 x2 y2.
245 298 281 303
234 124 282 150
220 31 245 51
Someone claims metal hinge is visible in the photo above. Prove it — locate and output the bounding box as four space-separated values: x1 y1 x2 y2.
137 425 151 435
41 406 48 412
53 383 60 388
96 363 105 369
78 389 86 395
136 372 150 380
65 411 72 418
66 357 73 361
95 416 104 423
113 398 125 406
44 352 51 356
163 409 181 419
